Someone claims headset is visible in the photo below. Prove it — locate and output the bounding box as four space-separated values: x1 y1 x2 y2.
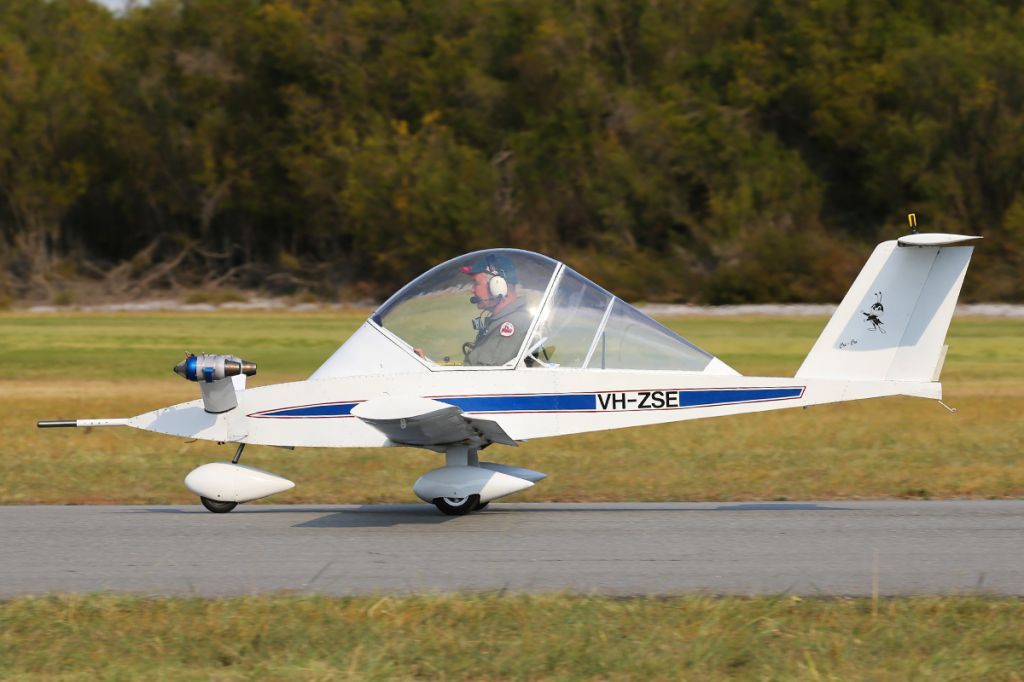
470 255 508 304
486 273 508 300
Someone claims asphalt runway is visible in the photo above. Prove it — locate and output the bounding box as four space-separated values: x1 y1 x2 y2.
2 501 1022 597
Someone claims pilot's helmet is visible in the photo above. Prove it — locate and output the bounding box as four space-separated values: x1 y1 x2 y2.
459 254 518 285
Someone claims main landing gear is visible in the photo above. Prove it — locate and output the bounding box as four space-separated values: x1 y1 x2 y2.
418 446 540 515
430 447 486 516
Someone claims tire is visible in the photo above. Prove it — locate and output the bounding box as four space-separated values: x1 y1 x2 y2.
433 495 479 516
200 496 238 514
474 500 490 511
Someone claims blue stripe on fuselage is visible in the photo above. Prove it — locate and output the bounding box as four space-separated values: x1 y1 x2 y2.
251 387 803 418
439 393 598 412
676 387 802 407
255 402 357 418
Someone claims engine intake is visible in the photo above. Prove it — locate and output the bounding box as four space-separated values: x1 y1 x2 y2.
174 354 257 383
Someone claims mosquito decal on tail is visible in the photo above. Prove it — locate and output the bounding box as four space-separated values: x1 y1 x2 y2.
861 290 886 332
862 310 886 333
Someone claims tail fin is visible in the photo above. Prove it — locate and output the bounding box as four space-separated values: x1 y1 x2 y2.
796 233 980 382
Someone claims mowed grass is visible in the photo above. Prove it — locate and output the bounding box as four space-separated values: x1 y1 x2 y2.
1 594 1023 680
1 312 1022 504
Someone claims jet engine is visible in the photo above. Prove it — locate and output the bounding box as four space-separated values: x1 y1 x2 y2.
173 353 257 382
173 353 256 413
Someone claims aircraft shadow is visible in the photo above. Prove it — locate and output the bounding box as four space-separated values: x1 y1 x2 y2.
712 503 853 511
130 504 456 527
293 505 459 528
481 503 853 513
132 507 350 515
129 502 852 528
295 502 854 526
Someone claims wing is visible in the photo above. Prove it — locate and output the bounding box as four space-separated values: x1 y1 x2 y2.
350 397 517 449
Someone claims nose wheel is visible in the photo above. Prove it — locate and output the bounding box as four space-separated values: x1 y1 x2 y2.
200 497 238 514
433 495 480 516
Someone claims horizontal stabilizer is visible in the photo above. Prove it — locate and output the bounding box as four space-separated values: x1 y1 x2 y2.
897 233 982 247
351 397 517 448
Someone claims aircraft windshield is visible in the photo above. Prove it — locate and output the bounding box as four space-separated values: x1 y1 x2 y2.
373 249 559 367
372 249 713 372
525 268 713 371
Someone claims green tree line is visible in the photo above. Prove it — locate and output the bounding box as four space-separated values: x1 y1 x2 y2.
1 0 1021 303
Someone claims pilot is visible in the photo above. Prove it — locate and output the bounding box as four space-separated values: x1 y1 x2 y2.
461 255 531 366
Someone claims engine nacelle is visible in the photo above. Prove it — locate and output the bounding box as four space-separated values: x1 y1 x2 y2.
174 354 256 383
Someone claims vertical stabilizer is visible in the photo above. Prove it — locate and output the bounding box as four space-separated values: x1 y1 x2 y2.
796 234 978 382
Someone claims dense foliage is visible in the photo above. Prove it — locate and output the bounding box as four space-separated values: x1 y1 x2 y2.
0 0 1021 302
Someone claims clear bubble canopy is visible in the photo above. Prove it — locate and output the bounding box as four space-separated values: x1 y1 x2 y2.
372 249 713 371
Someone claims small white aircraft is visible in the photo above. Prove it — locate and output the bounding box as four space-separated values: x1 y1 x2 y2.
40 221 980 515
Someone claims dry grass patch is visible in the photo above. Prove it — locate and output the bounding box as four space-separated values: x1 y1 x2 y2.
1 594 1022 680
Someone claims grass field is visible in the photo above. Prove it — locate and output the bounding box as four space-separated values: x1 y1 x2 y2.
1 312 1022 504
1 594 1022 680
